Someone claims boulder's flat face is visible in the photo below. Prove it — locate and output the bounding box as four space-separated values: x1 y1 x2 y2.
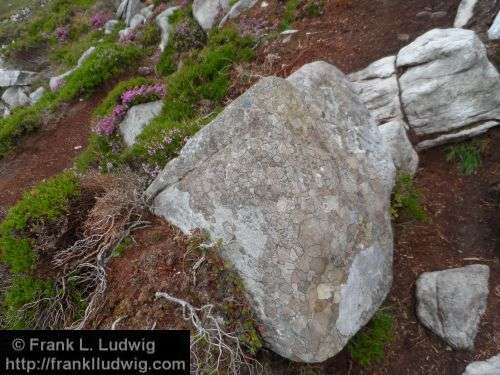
379 120 418 175
2 87 31 109
147 63 395 362
193 0 230 30
119 101 163 146
397 28 500 137
0 70 36 87
416 264 490 350
463 355 500 375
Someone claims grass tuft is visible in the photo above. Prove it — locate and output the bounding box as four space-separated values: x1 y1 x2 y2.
391 174 428 222
445 140 485 176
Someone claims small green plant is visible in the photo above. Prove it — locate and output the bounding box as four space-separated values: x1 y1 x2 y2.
305 0 324 17
111 236 133 257
348 309 394 367
280 0 301 30
391 174 428 221
445 140 485 176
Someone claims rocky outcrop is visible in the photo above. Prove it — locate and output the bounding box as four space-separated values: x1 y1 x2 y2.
119 101 163 146
416 264 490 350
0 69 36 87
116 0 145 26
147 61 395 363
156 6 180 51
350 28 500 151
454 0 479 27
463 355 500 375
193 0 230 30
2 87 31 109
488 11 500 40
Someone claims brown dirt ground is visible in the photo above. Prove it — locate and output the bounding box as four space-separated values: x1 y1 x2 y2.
0 97 99 209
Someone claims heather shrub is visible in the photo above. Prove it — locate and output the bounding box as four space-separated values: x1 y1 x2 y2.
56 42 143 102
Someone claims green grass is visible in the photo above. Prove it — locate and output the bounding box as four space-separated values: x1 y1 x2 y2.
446 140 484 176
280 0 301 30
348 309 394 367
130 27 254 166
0 42 143 159
0 172 80 273
391 174 428 222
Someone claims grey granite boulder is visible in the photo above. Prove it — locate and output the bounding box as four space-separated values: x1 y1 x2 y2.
50 46 96 91
349 56 403 126
156 6 180 51
146 62 395 362
454 0 479 27
396 28 500 138
2 87 31 109
104 19 120 35
125 0 144 26
193 0 230 30
379 120 418 175
0 101 10 118
488 11 500 40
219 0 258 27
463 355 500 375
129 13 145 29
29 87 45 104
416 264 490 350
119 101 163 146
0 69 36 87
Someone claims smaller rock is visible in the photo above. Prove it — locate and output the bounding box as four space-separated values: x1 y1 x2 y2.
156 6 180 51
130 13 146 29
2 87 31 109
0 101 10 118
379 120 418 176
140 4 154 19
104 19 119 34
119 101 163 146
463 355 500 375
29 87 45 104
416 10 431 19
261 1 268 7
454 0 479 28
77 47 96 67
398 33 410 42
219 0 258 27
281 29 299 34
416 264 490 350
487 11 500 40
431 11 447 20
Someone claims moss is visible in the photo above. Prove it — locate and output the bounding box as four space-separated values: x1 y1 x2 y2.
348 309 394 367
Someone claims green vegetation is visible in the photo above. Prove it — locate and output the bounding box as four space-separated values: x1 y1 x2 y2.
446 140 485 176
0 173 80 329
280 0 301 30
305 0 324 17
131 27 254 165
391 174 428 222
348 309 394 367
111 236 133 257
1 0 97 57
0 42 142 159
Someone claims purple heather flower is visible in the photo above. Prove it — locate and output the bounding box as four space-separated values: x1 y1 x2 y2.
91 12 111 29
96 116 116 136
55 26 69 42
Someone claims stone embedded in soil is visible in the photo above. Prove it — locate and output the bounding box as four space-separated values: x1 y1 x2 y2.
156 6 180 52
147 61 396 363
463 355 500 375
29 87 45 104
454 0 479 27
488 11 500 40
416 264 490 350
219 0 258 27
193 0 230 30
2 87 31 109
119 100 163 146
397 28 500 138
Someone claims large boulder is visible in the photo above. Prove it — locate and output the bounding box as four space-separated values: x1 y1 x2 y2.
463 355 500 375
193 0 230 30
2 87 31 109
156 6 180 51
0 70 36 87
379 120 418 175
348 56 403 126
396 28 500 138
146 62 396 362
119 101 163 146
416 264 490 350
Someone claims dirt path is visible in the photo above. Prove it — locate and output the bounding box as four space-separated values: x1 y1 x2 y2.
0 97 99 209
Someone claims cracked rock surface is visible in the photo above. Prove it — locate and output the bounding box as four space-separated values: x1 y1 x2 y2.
146 61 395 362
416 264 490 350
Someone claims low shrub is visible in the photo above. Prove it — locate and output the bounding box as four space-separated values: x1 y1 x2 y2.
391 174 428 222
348 309 394 367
